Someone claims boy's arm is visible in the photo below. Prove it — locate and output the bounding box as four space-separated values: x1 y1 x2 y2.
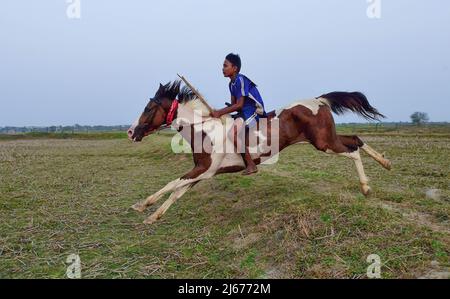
211 77 246 118
211 96 244 118
224 95 236 108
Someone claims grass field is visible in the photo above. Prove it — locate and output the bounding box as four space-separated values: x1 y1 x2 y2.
0 126 449 278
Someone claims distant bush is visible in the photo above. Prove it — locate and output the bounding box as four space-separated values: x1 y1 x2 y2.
410 112 429 126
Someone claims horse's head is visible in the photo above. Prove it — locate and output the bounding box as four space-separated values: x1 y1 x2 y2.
128 81 181 142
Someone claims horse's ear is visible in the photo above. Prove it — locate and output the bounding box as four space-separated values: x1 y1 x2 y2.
159 83 163 89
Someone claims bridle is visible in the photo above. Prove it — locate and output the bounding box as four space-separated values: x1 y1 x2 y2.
141 97 217 135
140 98 179 134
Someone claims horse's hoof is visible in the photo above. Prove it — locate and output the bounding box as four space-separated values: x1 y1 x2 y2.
131 202 145 213
143 215 159 225
241 168 258 175
383 159 392 171
361 184 372 197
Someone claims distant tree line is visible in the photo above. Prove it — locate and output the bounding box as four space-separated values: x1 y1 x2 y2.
0 113 446 135
0 124 130 134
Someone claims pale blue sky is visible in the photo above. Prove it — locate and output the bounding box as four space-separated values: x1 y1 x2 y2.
1 0 449 126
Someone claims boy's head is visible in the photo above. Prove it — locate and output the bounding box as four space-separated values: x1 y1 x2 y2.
223 53 241 77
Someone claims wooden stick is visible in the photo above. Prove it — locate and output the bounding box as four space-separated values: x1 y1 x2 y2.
177 73 214 113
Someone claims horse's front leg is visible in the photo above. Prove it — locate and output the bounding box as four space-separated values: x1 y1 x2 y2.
140 157 222 223
143 182 197 224
131 165 211 213
131 178 185 212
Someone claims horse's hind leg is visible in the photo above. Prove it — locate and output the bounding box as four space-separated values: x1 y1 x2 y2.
324 141 371 196
309 135 371 196
361 143 391 170
339 149 371 196
338 135 391 170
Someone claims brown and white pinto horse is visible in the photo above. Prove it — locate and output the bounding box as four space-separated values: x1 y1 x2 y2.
128 81 391 224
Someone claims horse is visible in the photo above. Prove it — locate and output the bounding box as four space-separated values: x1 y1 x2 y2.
127 80 391 224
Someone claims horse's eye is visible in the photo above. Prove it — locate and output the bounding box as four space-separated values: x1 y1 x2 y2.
144 106 152 113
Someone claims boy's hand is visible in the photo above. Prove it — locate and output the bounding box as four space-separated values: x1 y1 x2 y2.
210 110 221 118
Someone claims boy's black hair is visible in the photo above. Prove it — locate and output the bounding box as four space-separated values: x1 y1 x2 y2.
225 53 241 72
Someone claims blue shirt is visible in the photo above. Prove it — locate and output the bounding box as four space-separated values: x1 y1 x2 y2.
229 74 265 120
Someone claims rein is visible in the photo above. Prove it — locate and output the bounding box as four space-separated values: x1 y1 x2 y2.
164 99 215 127
148 99 217 135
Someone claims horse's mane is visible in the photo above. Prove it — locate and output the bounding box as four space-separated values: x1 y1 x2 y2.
177 85 197 103
154 80 199 104
156 80 210 117
154 80 181 101
176 83 211 117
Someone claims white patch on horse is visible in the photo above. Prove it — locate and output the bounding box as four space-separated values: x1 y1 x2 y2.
130 117 139 129
176 100 230 135
276 97 330 116
176 99 266 171
176 102 209 129
195 153 227 180
128 117 140 140
220 153 246 168
261 152 279 165
183 98 211 117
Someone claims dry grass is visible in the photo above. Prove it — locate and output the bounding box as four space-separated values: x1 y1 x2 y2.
0 127 449 278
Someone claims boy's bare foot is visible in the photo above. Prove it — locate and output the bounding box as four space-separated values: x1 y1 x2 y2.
242 166 258 175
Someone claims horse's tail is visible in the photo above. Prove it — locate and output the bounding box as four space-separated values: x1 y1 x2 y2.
320 91 385 121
